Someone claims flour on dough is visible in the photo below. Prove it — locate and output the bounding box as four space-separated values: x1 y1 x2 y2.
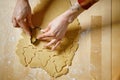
16 0 80 78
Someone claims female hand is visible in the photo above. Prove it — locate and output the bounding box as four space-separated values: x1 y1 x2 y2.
12 0 33 36
37 1 84 50
37 14 69 50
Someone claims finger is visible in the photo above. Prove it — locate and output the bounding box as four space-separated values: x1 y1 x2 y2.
51 41 61 51
37 32 53 39
45 39 57 48
55 30 66 39
18 20 31 36
12 18 19 27
41 26 50 33
27 14 34 28
40 37 53 41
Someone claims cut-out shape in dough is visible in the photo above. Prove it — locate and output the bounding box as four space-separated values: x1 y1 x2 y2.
16 0 80 78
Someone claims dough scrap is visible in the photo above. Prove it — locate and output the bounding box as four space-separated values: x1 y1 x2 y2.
16 0 80 78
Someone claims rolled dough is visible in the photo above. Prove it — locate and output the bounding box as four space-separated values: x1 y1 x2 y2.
16 0 80 78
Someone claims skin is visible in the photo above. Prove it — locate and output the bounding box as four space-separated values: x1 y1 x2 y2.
12 0 98 50
37 2 84 50
12 0 33 36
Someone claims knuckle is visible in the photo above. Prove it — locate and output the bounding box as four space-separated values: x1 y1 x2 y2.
13 23 16 27
16 16 22 22
51 32 56 37
12 20 17 27
16 18 21 22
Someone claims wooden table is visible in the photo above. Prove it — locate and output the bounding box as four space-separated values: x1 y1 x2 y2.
0 0 119 80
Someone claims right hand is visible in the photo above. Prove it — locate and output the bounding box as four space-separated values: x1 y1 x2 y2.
37 12 70 51
12 0 34 36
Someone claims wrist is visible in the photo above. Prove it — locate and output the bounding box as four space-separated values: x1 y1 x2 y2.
62 2 84 23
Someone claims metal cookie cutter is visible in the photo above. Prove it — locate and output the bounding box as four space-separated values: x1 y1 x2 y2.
30 26 41 45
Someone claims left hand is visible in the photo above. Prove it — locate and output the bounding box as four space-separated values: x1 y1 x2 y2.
12 0 34 36
37 14 69 50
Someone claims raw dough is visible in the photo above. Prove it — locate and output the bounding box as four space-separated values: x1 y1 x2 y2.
16 0 80 78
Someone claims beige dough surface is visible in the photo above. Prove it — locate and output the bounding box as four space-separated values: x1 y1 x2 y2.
16 0 80 78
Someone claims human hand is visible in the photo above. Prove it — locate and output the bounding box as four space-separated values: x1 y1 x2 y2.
37 14 69 50
12 0 34 36
37 1 83 50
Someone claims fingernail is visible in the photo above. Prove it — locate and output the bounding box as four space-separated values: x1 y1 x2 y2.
42 46 46 49
51 47 55 51
41 29 45 33
37 36 39 39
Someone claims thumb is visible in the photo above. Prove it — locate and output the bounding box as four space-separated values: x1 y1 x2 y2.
18 20 31 36
12 17 19 27
27 14 34 28
41 26 50 33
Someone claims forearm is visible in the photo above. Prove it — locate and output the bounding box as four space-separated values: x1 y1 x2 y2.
63 2 84 23
62 0 99 23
